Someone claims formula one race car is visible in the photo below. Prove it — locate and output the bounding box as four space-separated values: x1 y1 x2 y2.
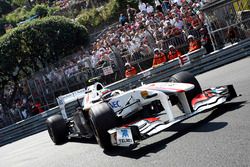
46 71 237 150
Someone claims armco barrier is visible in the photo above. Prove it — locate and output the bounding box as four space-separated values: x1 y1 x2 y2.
0 39 250 147
107 39 250 90
0 101 79 147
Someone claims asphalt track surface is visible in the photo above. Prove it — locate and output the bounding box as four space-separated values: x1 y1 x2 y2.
1 57 250 167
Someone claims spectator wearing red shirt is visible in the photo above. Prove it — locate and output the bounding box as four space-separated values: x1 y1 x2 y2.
168 45 182 60
30 101 44 116
125 63 137 78
152 48 167 68
187 35 201 52
35 102 44 113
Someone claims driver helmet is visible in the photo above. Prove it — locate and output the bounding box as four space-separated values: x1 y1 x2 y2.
100 88 112 99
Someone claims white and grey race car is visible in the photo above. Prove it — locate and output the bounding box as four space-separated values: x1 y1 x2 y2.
46 71 237 150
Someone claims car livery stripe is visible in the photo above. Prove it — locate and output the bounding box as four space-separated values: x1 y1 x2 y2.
121 117 160 128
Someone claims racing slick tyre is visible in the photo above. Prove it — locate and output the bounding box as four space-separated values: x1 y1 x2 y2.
46 115 68 144
89 103 117 150
169 71 202 112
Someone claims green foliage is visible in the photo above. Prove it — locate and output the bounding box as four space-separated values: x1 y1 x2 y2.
48 6 60 15
11 0 26 7
76 0 119 29
76 0 152 30
5 7 30 25
4 5 59 25
30 4 49 17
234 0 250 10
0 16 89 84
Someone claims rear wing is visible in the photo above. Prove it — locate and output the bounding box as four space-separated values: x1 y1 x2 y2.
56 82 104 119
57 88 86 119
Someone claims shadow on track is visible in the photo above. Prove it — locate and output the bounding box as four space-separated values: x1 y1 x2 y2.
69 137 97 144
104 101 246 159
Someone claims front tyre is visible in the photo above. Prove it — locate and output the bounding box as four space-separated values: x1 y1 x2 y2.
169 71 202 112
46 115 68 144
89 103 117 150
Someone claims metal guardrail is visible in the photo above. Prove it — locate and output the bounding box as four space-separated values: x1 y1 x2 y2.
1 39 250 147
0 102 78 147
106 47 207 91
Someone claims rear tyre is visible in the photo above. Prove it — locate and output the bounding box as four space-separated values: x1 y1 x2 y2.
89 103 117 150
46 115 68 144
169 71 202 112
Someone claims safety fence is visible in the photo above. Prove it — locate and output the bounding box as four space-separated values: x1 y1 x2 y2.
0 38 250 147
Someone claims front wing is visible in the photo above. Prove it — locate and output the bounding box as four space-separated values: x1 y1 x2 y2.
108 85 237 147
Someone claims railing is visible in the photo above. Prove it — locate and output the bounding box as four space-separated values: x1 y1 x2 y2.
1 38 249 147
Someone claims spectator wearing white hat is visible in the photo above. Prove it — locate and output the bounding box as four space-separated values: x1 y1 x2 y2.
125 62 137 78
152 48 167 68
187 35 201 52
168 45 182 60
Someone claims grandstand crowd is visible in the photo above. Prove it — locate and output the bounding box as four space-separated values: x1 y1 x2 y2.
1 0 216 127
73 0 214 77
48 0 214 82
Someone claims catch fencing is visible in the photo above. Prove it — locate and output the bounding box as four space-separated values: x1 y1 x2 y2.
0 38 250 147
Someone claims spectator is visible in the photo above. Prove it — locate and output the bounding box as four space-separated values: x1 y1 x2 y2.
227 27 238 44
152 48 167 68
196 11 205 23
200 27 214 54
97 53 112 68
138 0 147 14
162 0 171 14
155 0 163 13
191 14 202 30
172 0 183 6
125 63 137 78
127 5 137 23
146 3 154 15
168 45 182 60
140 41 153 56
119 14 127 26
174 17 184 30
30 101 40 116
187 35 201 52
35 101 44 113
